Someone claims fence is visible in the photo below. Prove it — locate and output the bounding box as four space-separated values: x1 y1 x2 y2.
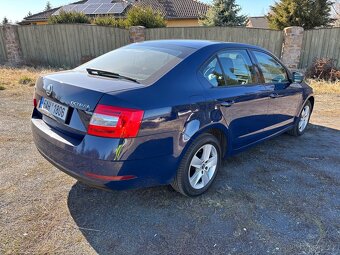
300 28 340 68
146 27 284 58
0 28 6 62
0 24 339 69
17 24 129 67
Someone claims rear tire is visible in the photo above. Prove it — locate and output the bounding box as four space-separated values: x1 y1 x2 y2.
171 133 221 197
288 101 312 137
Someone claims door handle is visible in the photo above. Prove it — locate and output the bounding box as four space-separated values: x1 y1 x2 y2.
269 93 279 99
220 100 235 107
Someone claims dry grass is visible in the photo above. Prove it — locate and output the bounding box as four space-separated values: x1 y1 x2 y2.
0 65 57 93
307 79 340 95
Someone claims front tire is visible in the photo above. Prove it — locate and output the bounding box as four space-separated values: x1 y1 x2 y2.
288 101 312 137
171 133 221 197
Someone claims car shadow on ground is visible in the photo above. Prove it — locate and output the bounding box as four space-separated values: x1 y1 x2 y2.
67 124 340 255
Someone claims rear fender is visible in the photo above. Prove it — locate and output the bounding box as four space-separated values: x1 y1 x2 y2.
180 122 230 161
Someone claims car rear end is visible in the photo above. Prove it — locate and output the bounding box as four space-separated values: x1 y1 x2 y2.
31 71 150 189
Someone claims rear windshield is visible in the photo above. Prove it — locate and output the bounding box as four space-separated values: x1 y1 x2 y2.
75 43 195 84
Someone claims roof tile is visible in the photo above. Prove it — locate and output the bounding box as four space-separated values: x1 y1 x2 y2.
135 0 209 19
23 0 209 22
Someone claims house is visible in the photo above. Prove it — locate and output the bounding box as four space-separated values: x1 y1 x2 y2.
246 16 269 29
20 0 209 27
20 0 87 25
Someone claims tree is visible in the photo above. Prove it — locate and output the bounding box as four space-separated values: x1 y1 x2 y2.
2 17 9 25
199 0 248 27
45 1 52 11
268 0 335 30
125 6 166 28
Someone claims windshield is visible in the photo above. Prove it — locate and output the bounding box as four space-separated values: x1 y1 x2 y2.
75 43 195 84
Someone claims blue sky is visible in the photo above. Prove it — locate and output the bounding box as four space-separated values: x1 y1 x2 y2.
0 0 275 23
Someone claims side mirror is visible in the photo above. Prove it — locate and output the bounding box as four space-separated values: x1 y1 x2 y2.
292 72 304 83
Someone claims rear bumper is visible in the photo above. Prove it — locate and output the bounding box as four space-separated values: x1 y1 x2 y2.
31 117 178 190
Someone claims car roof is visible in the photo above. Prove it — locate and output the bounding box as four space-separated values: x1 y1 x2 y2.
137 39 267 51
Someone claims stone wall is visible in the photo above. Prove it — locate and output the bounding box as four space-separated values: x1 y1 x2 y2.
2 25 23 65
129 26 145 43
281 26 304 70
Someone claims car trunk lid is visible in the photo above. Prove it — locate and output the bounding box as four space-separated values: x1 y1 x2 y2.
34 70 144 137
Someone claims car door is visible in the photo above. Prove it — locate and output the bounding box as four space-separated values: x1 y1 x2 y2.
200 49 271 151
251 50 303 134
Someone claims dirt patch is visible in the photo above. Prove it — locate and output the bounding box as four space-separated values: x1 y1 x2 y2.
0 67 339 254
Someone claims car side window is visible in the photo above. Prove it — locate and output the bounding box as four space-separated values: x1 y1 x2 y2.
253 51 289 84
217 50 254 86
202 57 226 87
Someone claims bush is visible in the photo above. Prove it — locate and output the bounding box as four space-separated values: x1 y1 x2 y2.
115 18 127 28
92 16 127 28
48 10 91 24
92 16 117 26
306 58 340 81
125 6 166 28
19 76 34 86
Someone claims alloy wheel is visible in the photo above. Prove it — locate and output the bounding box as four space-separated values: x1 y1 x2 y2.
298 105 311 132
188 144 218 190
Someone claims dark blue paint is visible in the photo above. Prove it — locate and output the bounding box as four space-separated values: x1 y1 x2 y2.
31 40 314 191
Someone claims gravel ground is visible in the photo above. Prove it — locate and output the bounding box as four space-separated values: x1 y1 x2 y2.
0 88 339 255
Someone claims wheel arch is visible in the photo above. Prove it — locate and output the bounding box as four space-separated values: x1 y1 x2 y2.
298 95 314 116
307 96 315 111
181 123 230 160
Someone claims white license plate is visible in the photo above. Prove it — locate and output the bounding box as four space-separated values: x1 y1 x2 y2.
39 97 69 122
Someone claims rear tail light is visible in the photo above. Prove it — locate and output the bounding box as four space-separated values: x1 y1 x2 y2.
88 105 144 138
33 92 37 108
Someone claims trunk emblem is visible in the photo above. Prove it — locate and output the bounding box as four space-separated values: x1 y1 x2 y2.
70 101 90 111
45 84 53 97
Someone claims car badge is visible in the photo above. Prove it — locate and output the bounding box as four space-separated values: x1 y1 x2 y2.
45 84 53 97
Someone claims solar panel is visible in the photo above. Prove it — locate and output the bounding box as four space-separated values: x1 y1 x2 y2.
93 3 114 14
83 3 102 14
108 2 128 14
53 1 128 15
86 0 112 4
72 4 89 12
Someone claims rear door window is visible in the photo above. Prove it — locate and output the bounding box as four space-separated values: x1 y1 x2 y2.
217 50 255 86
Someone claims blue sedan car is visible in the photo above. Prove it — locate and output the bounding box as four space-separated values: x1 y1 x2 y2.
31 40 314 196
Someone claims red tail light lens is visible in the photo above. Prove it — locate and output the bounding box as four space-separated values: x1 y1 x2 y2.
88 105 144 138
